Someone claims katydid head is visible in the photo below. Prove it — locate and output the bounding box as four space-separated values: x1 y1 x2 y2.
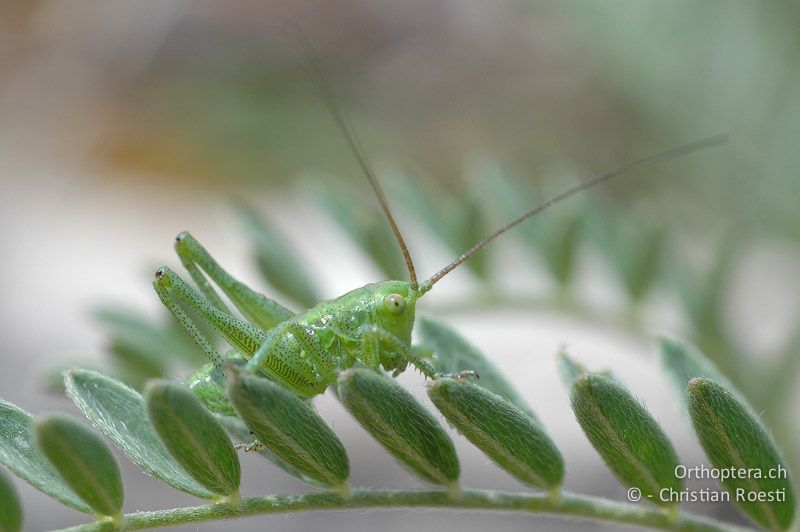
371 280 417 343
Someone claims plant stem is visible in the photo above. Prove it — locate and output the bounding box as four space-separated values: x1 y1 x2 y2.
56 489 747 532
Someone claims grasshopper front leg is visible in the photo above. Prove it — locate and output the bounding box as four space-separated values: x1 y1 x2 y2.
359 324 436 378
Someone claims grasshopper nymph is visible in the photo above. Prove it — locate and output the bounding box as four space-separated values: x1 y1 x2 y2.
152 66 726 408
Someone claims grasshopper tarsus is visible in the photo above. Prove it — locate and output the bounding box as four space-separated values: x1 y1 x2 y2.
234 440 264 453
433 371 480 382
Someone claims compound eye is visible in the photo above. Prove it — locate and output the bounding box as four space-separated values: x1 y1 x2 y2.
383 293 406 314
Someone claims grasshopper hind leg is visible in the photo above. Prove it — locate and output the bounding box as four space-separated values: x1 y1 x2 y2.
154 267 267 367
245 321 331 397
155 266 330 400
174 232 295 330
154 267 225 369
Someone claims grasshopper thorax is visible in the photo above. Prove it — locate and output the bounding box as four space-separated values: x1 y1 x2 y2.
299 279 418 375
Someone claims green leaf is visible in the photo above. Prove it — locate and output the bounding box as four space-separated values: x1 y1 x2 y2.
450 194 490 279
417 316 538 423
338 369 459 490
361 219 409 281
428 378 563 492
384 167 446 241
688 378 796 530
92 306 207 390
768 323 800 411
145 381 240 499
557 349 619 387
618 226 664 302
0 398 91 513
587 207 663 302
235 202 319 308
64 369 213 499
106 342 167 390
316 182 407 281
659 337 740 408
540 216 583 288
0 468 23 532
227 372 349 493
215 415 328 488
557 349 588 387
34 414 124 519
484 163 582 286
185 354 250 417
40 362 105 395
675 236 740 340
390 168 488 279
569 374 682 507
94 306 201 368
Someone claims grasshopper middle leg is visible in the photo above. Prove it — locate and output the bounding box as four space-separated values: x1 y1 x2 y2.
174 231 294 329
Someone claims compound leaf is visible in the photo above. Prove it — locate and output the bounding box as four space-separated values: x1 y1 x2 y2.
0 398 90 513
64 369 213 499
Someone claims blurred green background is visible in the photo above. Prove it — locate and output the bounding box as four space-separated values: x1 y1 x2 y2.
1 1 798 530
4 0 800 237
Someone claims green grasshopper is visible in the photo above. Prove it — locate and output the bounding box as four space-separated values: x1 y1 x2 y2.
152 66 726 407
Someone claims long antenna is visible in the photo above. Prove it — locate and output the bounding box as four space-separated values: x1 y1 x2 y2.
420 134 729 291
287 28 419 288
